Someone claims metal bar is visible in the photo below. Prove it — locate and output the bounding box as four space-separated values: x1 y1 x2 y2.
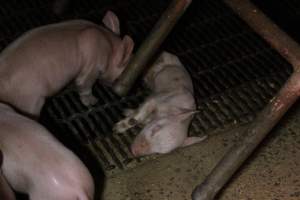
225 0 300 71
192 72 300 200
113 0 192 96
192 0 300 199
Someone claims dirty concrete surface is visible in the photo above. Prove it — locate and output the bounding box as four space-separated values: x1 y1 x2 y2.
102 102 300 200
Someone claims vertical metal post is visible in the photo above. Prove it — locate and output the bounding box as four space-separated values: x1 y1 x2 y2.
113 0 192 96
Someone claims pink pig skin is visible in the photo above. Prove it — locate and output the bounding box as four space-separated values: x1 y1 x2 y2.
0 11 134 118
0 103 94 200
0 150 16 200
0 172 15 200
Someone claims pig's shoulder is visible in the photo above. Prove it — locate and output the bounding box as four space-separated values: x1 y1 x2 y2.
146 52 181 79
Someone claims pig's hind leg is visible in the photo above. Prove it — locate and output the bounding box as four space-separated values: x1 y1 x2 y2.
113 98 157 133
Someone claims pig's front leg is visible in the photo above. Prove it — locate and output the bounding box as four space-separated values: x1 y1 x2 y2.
79 89 98 107
75 68 99 107
113 98 157 133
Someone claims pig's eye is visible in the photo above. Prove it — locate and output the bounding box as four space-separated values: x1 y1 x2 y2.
150 124 163 137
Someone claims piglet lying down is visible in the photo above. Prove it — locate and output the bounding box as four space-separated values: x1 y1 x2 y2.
114 52 206 156
0 103 94 200
0 11 134 118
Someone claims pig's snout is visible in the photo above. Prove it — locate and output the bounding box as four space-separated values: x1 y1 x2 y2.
131 135 151 157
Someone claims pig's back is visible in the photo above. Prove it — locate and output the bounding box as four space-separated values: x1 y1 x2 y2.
0 20 104 100
0 20 92 89
145 52 193 93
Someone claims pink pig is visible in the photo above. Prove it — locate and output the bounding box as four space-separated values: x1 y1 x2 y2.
0 11 134 118
114 52 206 156
0 103 94 200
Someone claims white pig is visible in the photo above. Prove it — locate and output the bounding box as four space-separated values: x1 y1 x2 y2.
113 52 206 156
0 11 134 118
0 150 16 200
0 103 94 200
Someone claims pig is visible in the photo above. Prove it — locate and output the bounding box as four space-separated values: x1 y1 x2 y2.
0 102 94 200
0 150 16 200
113 51 206 156
0 10 134 118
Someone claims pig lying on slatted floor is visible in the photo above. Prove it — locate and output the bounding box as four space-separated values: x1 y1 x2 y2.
114 52 207 157
0 103 94 200
0 11 134 118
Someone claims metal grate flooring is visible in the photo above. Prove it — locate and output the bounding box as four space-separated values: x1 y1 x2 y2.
0 0 294 175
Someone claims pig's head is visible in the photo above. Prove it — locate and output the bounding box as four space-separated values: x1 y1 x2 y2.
101 11 134 83
131 111 196 157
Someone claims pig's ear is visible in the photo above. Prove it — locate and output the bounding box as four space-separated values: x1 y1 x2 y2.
121 35 134 67
102 10 120 35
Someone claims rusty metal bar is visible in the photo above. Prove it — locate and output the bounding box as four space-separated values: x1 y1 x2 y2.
192 0 300 200
225 0 300 71
113 0 192 96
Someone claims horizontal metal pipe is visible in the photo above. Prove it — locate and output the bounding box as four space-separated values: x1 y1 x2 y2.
113 0 192 96
225 0 300 71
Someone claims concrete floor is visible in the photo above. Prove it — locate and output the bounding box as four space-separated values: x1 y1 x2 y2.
102 103 300 200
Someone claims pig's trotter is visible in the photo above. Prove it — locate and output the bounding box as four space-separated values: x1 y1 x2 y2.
113 99 156 133
113 109 139 133
80 94 98 107
113 117 138 133
181 135 208 147
128 118 138 125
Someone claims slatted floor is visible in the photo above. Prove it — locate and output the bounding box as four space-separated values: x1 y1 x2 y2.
43 0 293 175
